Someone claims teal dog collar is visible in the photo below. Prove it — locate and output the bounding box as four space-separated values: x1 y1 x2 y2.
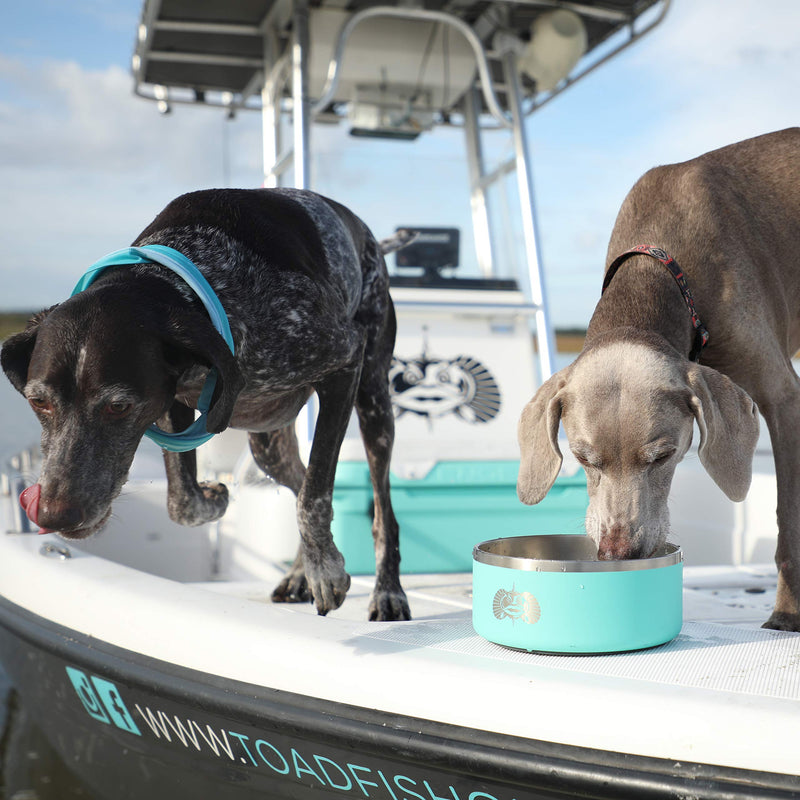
72 245 235 452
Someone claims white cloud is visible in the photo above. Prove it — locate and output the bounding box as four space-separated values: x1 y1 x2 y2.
0 55 264 307
617 0 800 163
645 0 800 69
0 57 257 179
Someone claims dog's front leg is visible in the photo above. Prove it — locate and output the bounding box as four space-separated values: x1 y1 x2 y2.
160 401 229 526
293 367 361 616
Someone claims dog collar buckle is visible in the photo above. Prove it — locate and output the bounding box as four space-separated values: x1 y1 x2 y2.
71 245 235 452
603 245 709 362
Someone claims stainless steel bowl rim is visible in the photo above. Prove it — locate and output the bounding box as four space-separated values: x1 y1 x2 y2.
473 535 682 572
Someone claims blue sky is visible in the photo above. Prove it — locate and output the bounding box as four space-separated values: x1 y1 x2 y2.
1 0 798 327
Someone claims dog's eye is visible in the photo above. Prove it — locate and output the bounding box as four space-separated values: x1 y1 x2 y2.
29 397 52 415
573 453 599 470
648 449 676 466
104 401 132 418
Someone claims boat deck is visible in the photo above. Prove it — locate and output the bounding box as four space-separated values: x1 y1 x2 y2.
195 560 781 628
191 559 799 709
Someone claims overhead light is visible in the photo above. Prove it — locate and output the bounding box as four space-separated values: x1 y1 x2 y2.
518 9 587 93
154 85 171 114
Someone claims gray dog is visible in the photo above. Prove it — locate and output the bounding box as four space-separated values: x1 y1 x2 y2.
1 188 411 621
517 128 800 631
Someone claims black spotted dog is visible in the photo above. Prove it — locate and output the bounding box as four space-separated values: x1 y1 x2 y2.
1 188 410 621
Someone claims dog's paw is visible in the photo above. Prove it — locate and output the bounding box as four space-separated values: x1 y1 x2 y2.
167 481 229 527
309 567 351 617
272 547 350 615
271 570 313 604
369 587 411 622
302 550 351 616
762 611 800 632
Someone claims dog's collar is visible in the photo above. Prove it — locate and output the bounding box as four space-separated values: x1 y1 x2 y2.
72 245 235 453
602 245 709 362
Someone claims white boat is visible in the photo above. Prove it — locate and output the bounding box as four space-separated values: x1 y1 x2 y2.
2 0 799 797
1 432 797 798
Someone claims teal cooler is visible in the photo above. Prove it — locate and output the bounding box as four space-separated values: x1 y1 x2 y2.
331 460 588 574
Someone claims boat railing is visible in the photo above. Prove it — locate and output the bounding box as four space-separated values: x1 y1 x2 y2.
392 299 541 318
1 447 38 534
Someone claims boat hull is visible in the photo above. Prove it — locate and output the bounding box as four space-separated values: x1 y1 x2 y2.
1 595 797 800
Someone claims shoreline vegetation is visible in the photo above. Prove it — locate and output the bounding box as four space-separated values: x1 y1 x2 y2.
549 330 586 353
0 313 34 342
0 312 588 352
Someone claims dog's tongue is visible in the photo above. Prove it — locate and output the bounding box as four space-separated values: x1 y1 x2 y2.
19 484 40 522
19 484 53 534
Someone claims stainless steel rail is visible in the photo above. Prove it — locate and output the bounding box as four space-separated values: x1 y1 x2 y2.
311 5 512 128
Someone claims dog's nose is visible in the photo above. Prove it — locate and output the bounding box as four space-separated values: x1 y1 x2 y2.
37 496 85 533
19 484 57 534
598 523 635 560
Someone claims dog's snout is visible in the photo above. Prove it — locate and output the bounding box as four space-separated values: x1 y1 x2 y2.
37 497 85 533
20 484 81 534
598 522 636 560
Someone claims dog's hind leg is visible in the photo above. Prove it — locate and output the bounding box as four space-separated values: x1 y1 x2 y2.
248 426 312 604
161 401 229 526
356 362 411 621
755 367 800 632
248 425 306 495
353 282 410 621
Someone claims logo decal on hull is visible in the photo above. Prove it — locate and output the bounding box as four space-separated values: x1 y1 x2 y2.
66 667 141 736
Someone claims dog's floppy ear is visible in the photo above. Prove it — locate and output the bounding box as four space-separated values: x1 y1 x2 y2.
158 308 244 434
686 363 759 501
517 367 573 505
0 307 56 393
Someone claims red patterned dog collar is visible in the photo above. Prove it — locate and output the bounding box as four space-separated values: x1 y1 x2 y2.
603 245 709 362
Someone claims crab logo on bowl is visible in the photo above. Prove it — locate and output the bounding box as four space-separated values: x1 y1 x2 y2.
389 354 501 423
492 587 541 625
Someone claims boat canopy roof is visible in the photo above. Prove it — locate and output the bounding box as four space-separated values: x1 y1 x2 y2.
132 0 667 120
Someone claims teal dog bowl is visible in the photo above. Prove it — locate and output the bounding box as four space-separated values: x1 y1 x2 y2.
473 535 683 654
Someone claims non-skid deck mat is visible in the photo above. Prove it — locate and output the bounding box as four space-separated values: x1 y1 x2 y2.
356 618 800 700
